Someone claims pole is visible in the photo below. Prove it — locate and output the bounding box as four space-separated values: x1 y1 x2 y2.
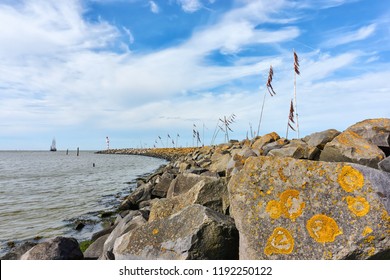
257 91 267 137
293 49 300 138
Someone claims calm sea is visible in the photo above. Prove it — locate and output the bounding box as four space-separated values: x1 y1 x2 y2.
0 151 166 255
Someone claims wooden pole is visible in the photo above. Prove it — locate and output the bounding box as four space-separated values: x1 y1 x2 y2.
77 147 79 156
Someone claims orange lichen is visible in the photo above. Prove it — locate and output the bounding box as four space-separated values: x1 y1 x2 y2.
280 189 305 221
152 228 159 235
338 166 364 192
306 214 342 243
266 200 282 219
346 196 370 217
278 168 288 182
362 226 373 237
264 227 294 256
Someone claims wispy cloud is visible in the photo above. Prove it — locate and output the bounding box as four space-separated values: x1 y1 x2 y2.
324 24 377 47
176 0 203 13
149 1 159 14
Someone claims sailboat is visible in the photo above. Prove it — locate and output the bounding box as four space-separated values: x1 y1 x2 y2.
50 138 57 152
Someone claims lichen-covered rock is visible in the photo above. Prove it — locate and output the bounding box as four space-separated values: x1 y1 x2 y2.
346 118 390 147
262 138 289 155
251 132 280 155
113 204 239 260
208 153 231 175
303 129 341 150
268 145 306 159
149 178 229 221
320 130 385 168
21 237 83 260
167 173 217 198
228 156 390 259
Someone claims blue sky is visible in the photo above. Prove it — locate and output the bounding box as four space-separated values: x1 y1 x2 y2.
0 0 389 150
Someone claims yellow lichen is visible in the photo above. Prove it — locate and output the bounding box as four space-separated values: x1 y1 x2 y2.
362 226 373 237
346 196 370 217
152 228 159 235
306 214 342 243
266 200 282 219
278 168 288 182
338 166 364 192
264 227 294 256
367 247 376 257
280 189 305 221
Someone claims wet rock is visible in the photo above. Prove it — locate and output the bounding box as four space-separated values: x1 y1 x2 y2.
346 118 390 147
21 237 83 260
149 178 229 221
119 182 153 210
320 130 385 168
1 242 37 260
84 234 109 260
113 204 239 260
228 156 390 259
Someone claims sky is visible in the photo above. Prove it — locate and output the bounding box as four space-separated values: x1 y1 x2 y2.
0 0 389 150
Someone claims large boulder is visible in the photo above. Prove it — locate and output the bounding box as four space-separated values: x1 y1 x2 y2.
119 182 153 210
320 130 385 168
84 234 109 260
251 132 280 155
303 129 341 150
379 157 390 173
208 153 231 175
20 237 83 260
228 156 390 259
151 171 175 198
167 173 217 198
346 118 390 147
149 178 229 221
0 242 37 260
113 204 239 260
100 210 147 260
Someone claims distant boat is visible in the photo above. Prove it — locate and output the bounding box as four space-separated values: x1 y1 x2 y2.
50 138 57 152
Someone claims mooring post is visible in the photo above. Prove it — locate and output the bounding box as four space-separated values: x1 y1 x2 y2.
66 149 69 155
77 147 79 156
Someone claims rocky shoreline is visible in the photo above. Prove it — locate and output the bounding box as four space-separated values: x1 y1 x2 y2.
3 118 390 260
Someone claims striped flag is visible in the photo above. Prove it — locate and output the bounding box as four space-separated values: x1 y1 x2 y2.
294 51 300 75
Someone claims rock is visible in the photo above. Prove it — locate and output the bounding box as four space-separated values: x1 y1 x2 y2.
268 146 306 159
0 242 37 260
227 147 257 177
166 173 217 198
179 162 190 172
119 182 153 210
346 118 390 147
91 225 115 241
21 237 83 260
320 130 385 168
251 132 280 155
100 211 147 260
208 153 231 175
113 204 239 260
228 156 390 259
84 234 109 260
262 138 289 155
379 157 390 173
304 129 341 150
149 178 229 221
151 172 175 198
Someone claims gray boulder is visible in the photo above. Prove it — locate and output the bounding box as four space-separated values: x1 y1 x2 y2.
167 173 217 198
304 129 341 150
346 118 390 147
379 157 390 173
84 234 109 260
119 182 153 210
151 171 175 198
320 130 385 168
0 242 37 260
113 204 239 260
21 237 83 260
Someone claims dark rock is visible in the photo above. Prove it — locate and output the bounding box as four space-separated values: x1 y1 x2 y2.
119 182 153 210
228 156 390 259
21 237 83 260
84 234 109 260
91 225 116 242
151 172 175 198
1 242 37 260
379 157 390 173
113 204 239 260
74 222 85 231
166 173 217 198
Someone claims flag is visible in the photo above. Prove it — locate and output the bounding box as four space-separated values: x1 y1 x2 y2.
294 51 300 75
288 99 296 131
266 65 276 96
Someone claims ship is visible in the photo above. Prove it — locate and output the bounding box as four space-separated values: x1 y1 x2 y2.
50 138 57 152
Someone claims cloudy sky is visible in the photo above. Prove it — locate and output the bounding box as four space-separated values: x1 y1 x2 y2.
0 0 389 150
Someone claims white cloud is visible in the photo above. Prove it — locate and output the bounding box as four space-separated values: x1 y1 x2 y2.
149 1 159 14
324 24 377 47
177 0 203 13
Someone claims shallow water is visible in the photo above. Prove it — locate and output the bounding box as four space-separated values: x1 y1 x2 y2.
0 151 166 253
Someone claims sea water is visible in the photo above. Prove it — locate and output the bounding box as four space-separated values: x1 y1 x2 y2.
0 151 166 254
